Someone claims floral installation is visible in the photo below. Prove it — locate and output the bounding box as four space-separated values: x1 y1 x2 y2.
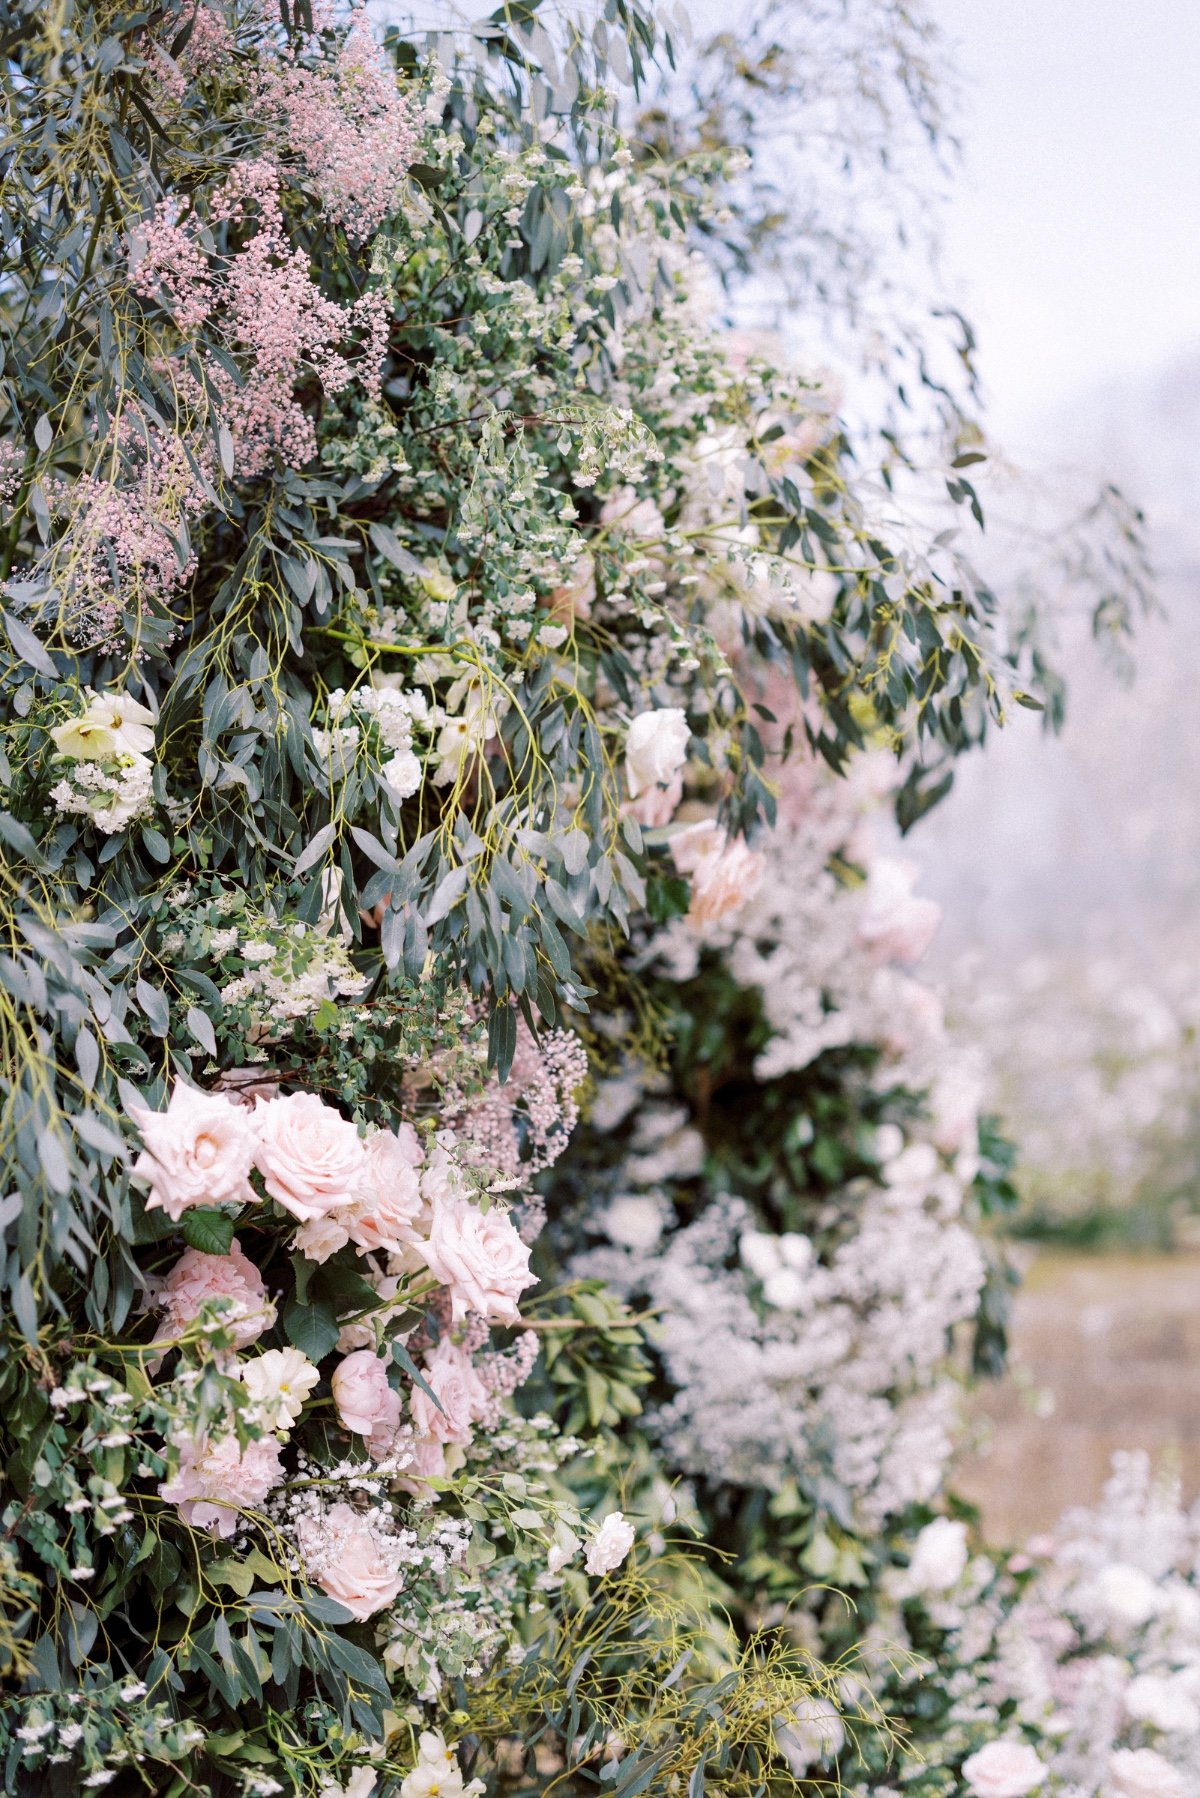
0 2 1156 1796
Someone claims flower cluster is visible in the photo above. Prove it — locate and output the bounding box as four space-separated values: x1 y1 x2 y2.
45 689 158 834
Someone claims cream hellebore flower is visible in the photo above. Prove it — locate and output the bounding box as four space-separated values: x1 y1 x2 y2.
240 1347 320 1431
399 1732 484 1798
584 1511 636 1576
50 690 156 761
624 707 690 799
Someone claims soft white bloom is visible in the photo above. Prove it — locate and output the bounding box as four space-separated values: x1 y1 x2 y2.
240 1347 320 1430
1095 1562 1162 1629
602 1194 665 1251
776 1697 845 1774
1106 1747 1186 1798
585 1511 635 1576
76 690 156 755
901 1517 970 1595
318 1771 378 1798
960 1741 1046 1798
624 707 690 798
1124 1672 1200 1734
399 1732 484 1798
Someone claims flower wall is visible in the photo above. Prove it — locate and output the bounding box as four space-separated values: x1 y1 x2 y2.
0 3 1166 1797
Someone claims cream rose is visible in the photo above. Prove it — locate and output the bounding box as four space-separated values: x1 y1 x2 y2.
670 820 765 927
130 1082 259 1221
961 1741 1047 1798
624 707 690 799
155 1239 275 1350
253 1091 366 1222
300 1501 407 1621
418 1191 534 1325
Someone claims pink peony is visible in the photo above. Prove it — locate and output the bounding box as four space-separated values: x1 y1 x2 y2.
155 1238 275 1350
299 1501 407 1621
331 1348 401 1454
961 1741 1047 1798
418 1193 535 1325
160 1432 284 1537
344 1128 425 1256
253 1091 366 1222
408 1338 487 1448
670 820 765 927
130 1082 258 1221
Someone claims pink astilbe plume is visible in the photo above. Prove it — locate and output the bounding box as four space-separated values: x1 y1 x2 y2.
258 7 421 240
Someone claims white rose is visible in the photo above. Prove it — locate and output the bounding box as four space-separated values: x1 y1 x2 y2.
585 1511 635 1576
1106 1747 1187 1798
961 1740 1046 1798
624 707 690 798
240 1347 320 1431
902 1518 970 1595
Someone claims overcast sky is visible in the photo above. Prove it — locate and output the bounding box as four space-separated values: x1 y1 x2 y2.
930 0 1200 455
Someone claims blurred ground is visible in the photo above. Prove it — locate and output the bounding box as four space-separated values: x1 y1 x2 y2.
957 1249 1200 1540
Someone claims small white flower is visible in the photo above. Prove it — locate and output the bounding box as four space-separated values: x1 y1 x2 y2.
240 1347 320 1431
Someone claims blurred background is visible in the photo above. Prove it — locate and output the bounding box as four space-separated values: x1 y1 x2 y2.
912 0 1200 1536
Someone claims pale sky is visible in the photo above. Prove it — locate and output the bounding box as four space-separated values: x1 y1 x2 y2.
930 0 1200 454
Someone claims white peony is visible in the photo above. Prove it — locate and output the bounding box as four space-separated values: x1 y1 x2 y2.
624 707 690 798
1096 1562 1162 1629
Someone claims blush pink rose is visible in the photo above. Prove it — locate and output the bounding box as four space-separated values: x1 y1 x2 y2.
331 1348 401 1454
418 1193 535 1325
130 1082 258 1220
298 1501 407 1621
293 1213 352 1264
670 820 765 927
625 771 683 829
160 1432 284 1537
253 1092 366 1222
344 1128 425 1256
155 1238 275 1350
408 1338 488 1447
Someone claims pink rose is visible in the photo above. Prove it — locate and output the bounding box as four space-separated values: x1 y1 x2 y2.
961 1741 1047 1798
253 1092 366 1222
418 1191 535 1325
408 1338 488 1447
130 1083 258 1221
625 771 683 829
160 1432 284 1537
155 1238 275 1350
298 1500 407 1621
344 1128 425 1256
331 1349 401 1455
670 821 765 927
